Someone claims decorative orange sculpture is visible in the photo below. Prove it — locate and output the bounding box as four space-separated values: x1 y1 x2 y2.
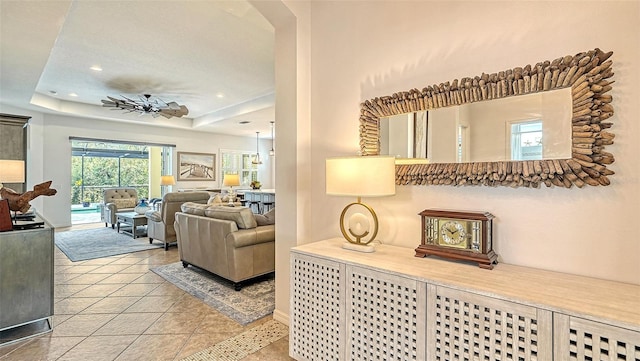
0 181 57 213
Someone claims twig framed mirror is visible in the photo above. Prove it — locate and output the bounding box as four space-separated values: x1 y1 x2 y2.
359 48 615 188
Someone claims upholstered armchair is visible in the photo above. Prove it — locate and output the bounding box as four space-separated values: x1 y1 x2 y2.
145 191 210 250
99 188 138 229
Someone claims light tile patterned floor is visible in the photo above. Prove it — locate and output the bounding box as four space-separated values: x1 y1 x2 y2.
0 224 293 361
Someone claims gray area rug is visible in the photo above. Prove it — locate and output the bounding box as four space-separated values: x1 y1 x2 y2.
55 227 161 262
151 262 275 325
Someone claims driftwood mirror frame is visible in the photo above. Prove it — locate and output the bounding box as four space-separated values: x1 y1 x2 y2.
359 48 615 188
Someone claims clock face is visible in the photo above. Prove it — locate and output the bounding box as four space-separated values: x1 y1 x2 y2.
439 220 467 247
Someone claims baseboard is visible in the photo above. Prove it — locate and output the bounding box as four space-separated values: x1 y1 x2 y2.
272 309 289 326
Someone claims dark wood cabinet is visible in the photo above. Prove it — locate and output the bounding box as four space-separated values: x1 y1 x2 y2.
0 113 29 193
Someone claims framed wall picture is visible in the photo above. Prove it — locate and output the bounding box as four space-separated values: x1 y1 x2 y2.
177 152 216 181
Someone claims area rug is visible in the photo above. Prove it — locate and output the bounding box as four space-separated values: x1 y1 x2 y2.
151 262 275 325
180 319 288 361
55 227 161 262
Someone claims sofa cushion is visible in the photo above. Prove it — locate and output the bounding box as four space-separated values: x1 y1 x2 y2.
204 206 257 229
181 202 209 216
112 198 136 209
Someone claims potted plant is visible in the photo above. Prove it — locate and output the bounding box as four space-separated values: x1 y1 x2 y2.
250 180 261 189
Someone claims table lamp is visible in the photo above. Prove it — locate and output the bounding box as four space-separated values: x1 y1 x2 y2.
0 160 26 223
326 155 396 252
160 175 176 196
0 159 25 189
222 173 241 204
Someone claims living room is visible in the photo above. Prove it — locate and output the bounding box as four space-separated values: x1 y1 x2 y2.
1 1 639 360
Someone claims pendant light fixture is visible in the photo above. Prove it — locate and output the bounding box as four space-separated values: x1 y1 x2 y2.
252 131 263 165
269 121 275 156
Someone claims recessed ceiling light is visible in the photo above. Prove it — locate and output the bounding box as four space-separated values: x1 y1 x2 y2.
239 121 251 124
216 93 224 99
90 65 102 71
69 93 78 97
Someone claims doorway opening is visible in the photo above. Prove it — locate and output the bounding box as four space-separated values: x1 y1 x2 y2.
70 138 174 225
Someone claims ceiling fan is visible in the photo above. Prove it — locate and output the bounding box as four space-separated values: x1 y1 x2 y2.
101 94 189 119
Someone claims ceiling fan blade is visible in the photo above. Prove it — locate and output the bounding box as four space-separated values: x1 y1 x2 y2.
121 95 138 103
155 98 169 107
159 112 173 119
118 103 136 110
103 94 187 119
165 101 181 110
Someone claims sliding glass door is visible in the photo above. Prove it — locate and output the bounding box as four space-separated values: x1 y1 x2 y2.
70 138 175 224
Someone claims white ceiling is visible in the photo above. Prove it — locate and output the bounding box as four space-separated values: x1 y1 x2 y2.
0 0 276 138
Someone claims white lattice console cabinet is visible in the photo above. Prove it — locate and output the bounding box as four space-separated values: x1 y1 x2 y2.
290 238 640 361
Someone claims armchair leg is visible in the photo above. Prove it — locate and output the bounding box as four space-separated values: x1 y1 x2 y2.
182 261 189 268
164 242 169 251
111 224 115 229
149 237 153 245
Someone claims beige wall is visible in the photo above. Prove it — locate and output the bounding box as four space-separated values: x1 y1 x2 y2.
305 1 639 285
149 147 162 199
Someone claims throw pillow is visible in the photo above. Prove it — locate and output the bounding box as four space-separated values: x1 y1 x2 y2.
180 202 209 216
254 214 275 226
207 194 222 205
113 198 136 209
264 207 275 223
204 206 257 229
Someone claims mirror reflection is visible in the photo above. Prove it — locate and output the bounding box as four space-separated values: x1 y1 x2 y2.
380 88 572 163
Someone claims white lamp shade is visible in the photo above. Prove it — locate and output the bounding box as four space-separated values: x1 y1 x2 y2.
0 160 25 183
326 156 396 197
222 173 240 187
160 175 176 186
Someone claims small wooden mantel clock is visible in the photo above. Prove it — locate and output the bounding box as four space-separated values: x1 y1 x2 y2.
415 209 498 269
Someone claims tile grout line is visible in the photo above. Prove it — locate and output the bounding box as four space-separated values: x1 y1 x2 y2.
5 227 288 361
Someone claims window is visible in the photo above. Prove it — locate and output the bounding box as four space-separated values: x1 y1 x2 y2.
510 121 543 160
220 149 258 186
70 139 174 205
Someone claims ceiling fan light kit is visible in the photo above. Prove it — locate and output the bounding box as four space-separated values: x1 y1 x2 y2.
101 94 189 119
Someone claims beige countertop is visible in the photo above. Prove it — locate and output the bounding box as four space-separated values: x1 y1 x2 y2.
292 238 640 332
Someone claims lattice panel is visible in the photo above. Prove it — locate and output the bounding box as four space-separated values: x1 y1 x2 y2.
346 266 420 361
559 315 640 361
290 254 342 361
431 286 549 361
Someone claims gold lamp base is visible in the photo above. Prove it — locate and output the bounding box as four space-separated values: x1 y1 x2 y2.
339 197 379 253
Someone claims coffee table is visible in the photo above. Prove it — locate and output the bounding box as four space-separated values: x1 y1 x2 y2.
116 212 147 239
